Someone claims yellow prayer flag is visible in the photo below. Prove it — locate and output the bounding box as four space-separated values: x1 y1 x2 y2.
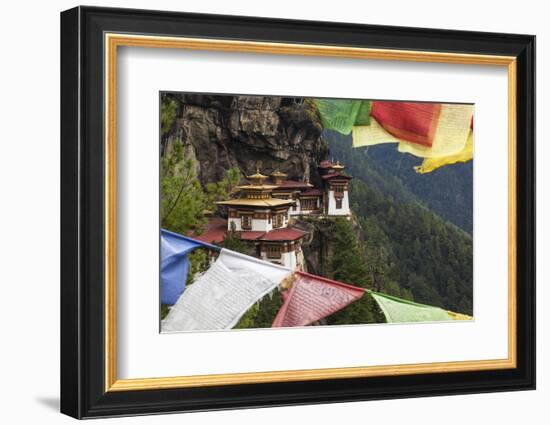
414 130 474 174
446 310 473 321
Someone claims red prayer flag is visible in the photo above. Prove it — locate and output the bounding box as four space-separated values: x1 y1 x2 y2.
272 272 365 327
370 101 442 147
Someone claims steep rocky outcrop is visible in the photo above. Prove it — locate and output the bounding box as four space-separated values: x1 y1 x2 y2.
293 216 364 278
296 218 334 277
162 94 329 187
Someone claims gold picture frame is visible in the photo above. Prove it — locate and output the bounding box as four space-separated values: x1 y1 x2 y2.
105 33 517 392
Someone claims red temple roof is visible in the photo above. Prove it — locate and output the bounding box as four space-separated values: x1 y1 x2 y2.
321 172 352 181
193 217 227 244
319 160 333 169
238 227 308 242
300 188 323 196
272 180 313 190
238 231 265 241
194 219 309 245
259 228 308 241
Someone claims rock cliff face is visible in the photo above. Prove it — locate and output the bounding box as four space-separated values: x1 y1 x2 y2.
162 94 329 187
294 216 364 278
295 218 333 276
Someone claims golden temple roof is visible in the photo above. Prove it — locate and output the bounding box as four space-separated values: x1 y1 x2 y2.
270 169 288 178
235 184 278 190
216 198 295 207
247 168 269 180
331 160 345 170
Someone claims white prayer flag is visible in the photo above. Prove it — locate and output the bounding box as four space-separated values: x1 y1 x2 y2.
217 249 291 284
162 249 291 332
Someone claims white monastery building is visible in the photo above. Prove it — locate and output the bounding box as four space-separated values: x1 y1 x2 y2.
196 160 352 270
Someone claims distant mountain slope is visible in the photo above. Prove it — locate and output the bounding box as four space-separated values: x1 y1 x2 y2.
325 131 473 234
351 180 473 315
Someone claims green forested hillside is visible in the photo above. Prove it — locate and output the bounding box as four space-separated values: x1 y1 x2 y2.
326 131 473 233
351 180 473 315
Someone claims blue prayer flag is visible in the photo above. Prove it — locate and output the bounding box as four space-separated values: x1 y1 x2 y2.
160 229 217 305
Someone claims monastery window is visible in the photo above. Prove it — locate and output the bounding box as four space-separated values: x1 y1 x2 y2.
265 245 282 259
273 213 284 228
335 198 343 209
301 198 317 211
241 214 252 230
334 185 344 194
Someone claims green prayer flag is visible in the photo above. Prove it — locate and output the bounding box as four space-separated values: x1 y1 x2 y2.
355 100 371 126
314 99 371 134
369 291 453 323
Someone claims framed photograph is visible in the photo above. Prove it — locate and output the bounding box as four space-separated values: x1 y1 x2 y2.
60 6 535 419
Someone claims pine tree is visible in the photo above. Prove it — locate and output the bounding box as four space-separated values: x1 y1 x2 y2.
205 167 241 211
322 218 387 325
330 218 369 287
160 139 207 235
160 96 178 136
326 293 386 325
233 288 285 329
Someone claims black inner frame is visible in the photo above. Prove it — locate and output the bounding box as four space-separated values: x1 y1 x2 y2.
60 6 535 419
